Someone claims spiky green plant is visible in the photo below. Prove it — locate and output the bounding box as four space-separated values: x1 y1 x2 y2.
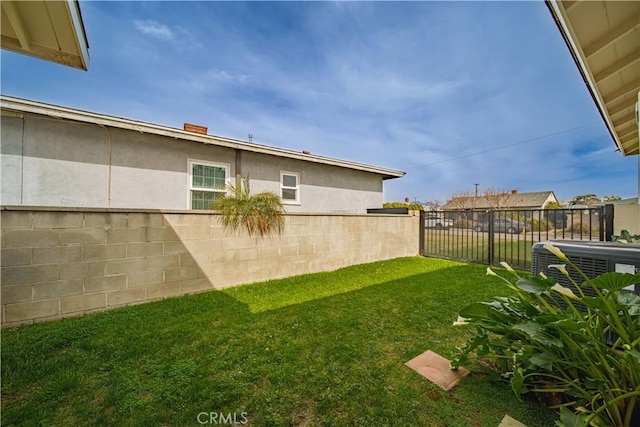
212 176 284 238
452 244 640 427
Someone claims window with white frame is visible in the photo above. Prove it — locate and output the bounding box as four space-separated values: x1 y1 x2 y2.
188 160 230 210
280 171 300 204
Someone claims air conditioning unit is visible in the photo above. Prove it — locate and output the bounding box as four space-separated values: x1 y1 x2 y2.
532 240 640 295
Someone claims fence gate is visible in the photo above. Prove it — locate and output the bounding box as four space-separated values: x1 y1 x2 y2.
420 205 613 271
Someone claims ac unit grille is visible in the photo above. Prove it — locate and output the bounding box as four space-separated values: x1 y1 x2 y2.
532 252 596 306
532 241 640 346
532 252 607 295
532 241 640 300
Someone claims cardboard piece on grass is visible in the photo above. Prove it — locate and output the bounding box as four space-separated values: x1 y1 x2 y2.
404 350 470 391
498 415 527 427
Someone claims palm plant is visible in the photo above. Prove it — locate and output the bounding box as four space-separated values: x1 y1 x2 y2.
212 176 284 238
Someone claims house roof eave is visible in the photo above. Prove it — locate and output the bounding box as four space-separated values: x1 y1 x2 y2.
0 95 405 180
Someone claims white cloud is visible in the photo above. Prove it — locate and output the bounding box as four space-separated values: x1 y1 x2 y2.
134 20 173 40
188 69 251 92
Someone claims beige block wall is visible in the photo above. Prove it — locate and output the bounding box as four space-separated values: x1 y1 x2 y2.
1 207 419 327
613 204 640 235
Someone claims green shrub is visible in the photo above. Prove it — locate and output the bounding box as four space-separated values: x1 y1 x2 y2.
383 202 424 210
525 218 553 232
452 244 640 427
568 222 595 234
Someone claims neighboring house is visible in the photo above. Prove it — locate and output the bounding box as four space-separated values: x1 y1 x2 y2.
443 190 559 211
0 96 404 213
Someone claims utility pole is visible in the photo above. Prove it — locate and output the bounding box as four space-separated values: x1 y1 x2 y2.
474 183 479 209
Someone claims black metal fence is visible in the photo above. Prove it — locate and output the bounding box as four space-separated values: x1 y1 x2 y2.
420 205 614 270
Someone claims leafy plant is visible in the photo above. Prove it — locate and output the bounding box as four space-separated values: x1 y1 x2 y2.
212 176 284 238
569 194 601 207
545 201 565 210
452 244 640 427
383 202 424 210
568 222 594 235
612 230 640 244
525 218 553 232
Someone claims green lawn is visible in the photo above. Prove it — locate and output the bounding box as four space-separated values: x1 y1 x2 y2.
1 257 557 426
424 230 540 270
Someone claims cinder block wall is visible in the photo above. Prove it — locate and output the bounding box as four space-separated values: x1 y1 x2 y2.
1 207 419 327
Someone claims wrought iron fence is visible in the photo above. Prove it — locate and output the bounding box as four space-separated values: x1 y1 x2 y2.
420 205 614 270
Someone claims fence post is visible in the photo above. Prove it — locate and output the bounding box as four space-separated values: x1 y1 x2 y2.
603 204 614 241
419 210 425 255
487 209 495 265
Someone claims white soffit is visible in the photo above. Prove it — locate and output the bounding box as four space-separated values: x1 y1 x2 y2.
1 0 89 70
547 0 639 156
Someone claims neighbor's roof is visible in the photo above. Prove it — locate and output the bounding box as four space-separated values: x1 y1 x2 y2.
546 1 639 156
443 191 557 210
1 0 89 70
0 96 405 180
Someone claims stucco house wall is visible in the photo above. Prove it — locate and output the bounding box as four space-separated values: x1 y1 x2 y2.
1 98 401 213
613 204 640 235
241 151 383 213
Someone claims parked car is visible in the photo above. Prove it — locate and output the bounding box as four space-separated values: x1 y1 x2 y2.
425 214 453 229
473 218 529 234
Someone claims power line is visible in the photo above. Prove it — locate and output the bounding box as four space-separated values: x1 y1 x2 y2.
411 123 597 168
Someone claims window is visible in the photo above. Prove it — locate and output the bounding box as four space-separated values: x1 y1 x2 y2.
188 160 230 209
280 171 300 204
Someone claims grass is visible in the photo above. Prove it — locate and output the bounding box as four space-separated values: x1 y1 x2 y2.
1 257 558 426
424 228 601 271
423 230 558 270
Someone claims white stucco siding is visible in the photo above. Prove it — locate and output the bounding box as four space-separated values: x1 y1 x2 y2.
244 152 383 213
22 157 108 207
107 129 236 209
288 185 382 213
0 153 22 205
542 193 558 208
109 166 186 209
1 112 390 212
2 114 110 207
250 177 382 213
0 115 23 205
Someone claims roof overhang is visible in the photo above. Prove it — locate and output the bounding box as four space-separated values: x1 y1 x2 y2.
1 0 89 70
546 0 639 156
0 95 405 180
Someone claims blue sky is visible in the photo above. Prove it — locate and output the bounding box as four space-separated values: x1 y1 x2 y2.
1 0 637 204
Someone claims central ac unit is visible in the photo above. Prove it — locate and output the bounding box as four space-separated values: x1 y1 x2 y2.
532 240 640 295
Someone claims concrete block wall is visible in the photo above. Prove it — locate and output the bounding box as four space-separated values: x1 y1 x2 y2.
1 207 419 327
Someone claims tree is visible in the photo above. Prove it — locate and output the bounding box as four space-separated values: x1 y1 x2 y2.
482 187 510 209
544 201 564 209
424 199 443 211
212 176 284 238
446 190 475 210
603 195 622 202
445 190 477 222
569 194 601 206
